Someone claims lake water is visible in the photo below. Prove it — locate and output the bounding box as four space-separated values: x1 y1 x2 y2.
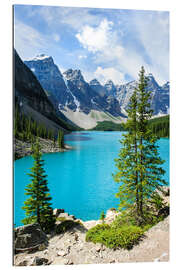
14 131 169 227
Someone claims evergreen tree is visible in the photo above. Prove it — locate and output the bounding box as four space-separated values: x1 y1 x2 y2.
53 135 56 148
22 140 55 232
57 130 64 148
113 89 140 216
100 211 105 223
113 66 167 224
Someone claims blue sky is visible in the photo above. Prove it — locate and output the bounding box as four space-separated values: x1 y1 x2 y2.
14 5 169 85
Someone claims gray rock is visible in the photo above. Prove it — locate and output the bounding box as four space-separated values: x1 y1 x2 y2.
17 260 28 266
57 250 67 257
66 245 71 253
74 233 78 241
14 223 48 251
30 256 49 266
38 243 47 251
96 247 101 252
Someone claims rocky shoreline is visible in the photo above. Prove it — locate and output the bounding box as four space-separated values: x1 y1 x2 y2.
14 137 73 160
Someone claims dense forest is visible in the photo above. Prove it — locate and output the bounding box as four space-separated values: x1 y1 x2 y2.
148 115 169 138
14 103 64 143
91 115 169 138
14 99 84 143
14 103 57 143
90 121 127 131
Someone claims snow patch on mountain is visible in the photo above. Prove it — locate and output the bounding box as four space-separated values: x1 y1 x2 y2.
32 54 51 61
63 76 80 112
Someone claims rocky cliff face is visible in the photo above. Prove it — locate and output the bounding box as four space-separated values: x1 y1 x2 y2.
14 50 76 132
89 79 106 97
15 51 54 115
104 80 117 96
24 55 69 110
115 74 169 116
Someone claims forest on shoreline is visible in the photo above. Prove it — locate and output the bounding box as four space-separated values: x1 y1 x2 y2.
91 115 169 138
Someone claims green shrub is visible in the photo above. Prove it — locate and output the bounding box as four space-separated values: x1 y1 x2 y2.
142 224 153 232
102 226 144 249
85 224 144 250
86 224 110 243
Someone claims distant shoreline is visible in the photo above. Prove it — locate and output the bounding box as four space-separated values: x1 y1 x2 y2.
14 137 73 160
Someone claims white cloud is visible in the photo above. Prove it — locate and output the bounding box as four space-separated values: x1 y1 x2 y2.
75 19 143 84
76 12 169 85
78 55 87 59
94 66 125 85
76 19 115 53
53 34 60 42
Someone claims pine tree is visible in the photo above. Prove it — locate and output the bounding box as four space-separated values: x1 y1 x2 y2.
57 130 64 148
22 140 55 232
53 135 56 148
113 66 167 224
113 89 140 216
100 211 105 223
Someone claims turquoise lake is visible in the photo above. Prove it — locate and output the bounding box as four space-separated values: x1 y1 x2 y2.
14 131 169 227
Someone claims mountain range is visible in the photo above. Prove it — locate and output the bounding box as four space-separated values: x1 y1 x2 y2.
14 50 79 134
22 53 169 129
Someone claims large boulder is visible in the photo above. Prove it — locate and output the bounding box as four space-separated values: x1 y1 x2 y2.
14 223 48 252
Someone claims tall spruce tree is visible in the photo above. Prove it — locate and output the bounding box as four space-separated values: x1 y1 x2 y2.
113 89 140 216
57 130 64 149
22 140 55 232
113 66 167 224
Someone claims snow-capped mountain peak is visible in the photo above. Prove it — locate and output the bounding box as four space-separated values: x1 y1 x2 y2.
32 54 52 61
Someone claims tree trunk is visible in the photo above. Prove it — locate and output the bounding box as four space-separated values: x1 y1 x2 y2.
134 128 139 216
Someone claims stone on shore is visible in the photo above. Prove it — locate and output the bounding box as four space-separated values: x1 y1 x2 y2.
14 223 48 251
